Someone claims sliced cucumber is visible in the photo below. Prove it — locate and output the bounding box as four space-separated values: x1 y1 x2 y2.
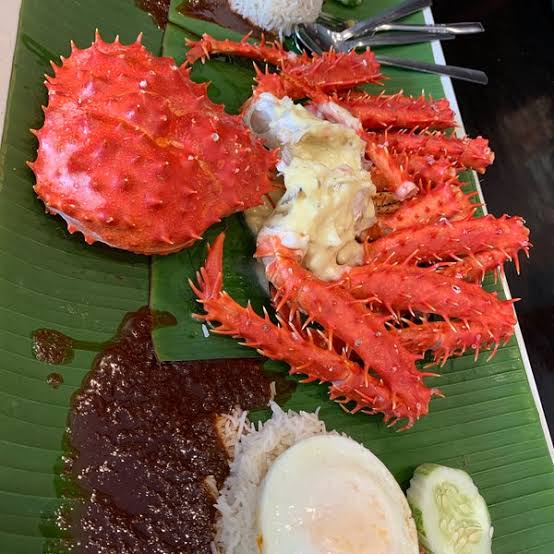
406 464 493 554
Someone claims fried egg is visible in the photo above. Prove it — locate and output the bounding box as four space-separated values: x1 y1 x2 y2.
256 435 418 554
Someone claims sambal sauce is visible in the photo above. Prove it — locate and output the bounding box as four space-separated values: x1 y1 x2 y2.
62 307 270 553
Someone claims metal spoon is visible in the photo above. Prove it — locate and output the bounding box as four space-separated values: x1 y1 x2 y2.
317 11 483 36
341 31 456 48
304 20 483 55
330 0 434 41
314 17 483 37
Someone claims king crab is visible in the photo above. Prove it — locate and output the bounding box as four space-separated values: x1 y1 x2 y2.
30 33 530 428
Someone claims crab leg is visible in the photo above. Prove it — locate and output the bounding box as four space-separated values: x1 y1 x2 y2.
365 215 531 265
267 288 425 428
186 35 381 92
186 34 290 66
371 155 458 190
375 131 494 173
366 142 418 200
338 91 455 130
258 238 434 414
342 264 516 331
392 320 514 366
283 49 381 92
191 234 425 426
378 184 476 235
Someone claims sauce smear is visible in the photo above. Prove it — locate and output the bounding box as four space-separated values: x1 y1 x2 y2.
62 307 270 553
46 372 64 388
135 0 171 28
178 0 269 38
32 329 74 365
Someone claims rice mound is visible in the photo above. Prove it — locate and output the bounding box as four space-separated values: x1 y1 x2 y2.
212 402 332 553
229 0 323 36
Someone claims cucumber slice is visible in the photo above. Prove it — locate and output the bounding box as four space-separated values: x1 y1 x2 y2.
406 463 493 554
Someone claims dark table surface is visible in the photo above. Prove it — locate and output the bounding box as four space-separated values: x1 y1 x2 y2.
433 0 554 437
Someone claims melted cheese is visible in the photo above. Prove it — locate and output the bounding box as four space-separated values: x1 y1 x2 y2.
244 94 375 281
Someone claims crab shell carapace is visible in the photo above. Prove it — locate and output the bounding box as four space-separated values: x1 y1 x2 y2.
29 33 276 254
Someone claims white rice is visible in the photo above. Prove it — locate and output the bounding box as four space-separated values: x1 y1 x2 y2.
229 0 323 36
212 402 333 553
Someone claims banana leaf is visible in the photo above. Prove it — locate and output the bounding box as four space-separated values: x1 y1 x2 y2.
150 3 554 554
0 1 162 552
0 0 553 553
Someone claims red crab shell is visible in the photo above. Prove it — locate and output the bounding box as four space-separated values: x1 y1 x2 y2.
29 34 276 254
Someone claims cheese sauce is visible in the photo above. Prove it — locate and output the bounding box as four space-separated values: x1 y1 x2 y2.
244 94 375 280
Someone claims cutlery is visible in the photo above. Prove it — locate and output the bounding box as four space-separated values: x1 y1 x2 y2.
295 25 455 50
294 26 488 85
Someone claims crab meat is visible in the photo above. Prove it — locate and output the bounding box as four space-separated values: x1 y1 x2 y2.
244 94 375 280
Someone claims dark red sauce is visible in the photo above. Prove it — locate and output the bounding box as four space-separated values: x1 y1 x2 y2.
135 0 172 28
47 372 64 388
32 329 74 365
32 311 176 366
61 307 270 553
178 0 270 38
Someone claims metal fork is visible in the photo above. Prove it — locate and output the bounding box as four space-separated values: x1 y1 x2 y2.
294 25 488 85
299 25 458 49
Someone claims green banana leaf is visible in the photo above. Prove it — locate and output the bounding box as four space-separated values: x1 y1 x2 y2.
150 3 554 554
0 1 162 552
0 0 553 553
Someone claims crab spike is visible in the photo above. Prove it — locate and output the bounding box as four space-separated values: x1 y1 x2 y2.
192 233 424 426
342 263 516 331
365 215 531 266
